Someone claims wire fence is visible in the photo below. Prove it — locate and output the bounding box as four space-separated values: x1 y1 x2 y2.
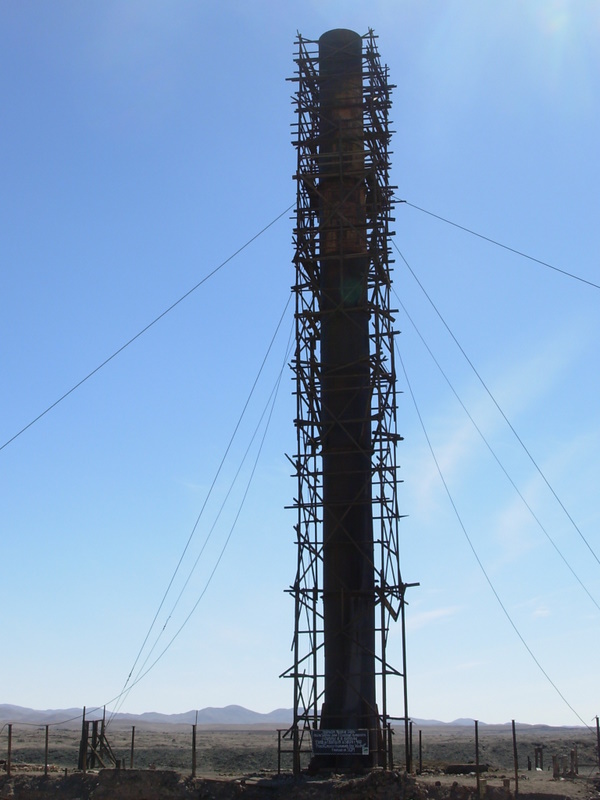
2 716 599 780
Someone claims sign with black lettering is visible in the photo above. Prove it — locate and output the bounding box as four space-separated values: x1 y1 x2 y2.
310 729 369 756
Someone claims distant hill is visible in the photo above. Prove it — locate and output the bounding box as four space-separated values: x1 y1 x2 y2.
413 717 486 727
0 703 294 726
0 704 86 725
113 705 294 726
0 705 579 729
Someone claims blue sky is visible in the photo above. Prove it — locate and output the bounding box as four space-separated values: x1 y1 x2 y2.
1 1 599 728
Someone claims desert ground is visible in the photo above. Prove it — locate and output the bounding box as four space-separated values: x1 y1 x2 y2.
1 721 599 800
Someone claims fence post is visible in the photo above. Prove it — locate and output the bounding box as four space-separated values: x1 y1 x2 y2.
475 720 480 798
130 726 135 769
418 729 422 775
78 707 87 772
512 720 519 796
45 725 49 776
191 724 197 778
277 729 280 775
6 724 12 778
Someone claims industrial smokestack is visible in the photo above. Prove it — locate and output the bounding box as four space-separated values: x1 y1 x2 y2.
289 27 402 773
318 28 379 764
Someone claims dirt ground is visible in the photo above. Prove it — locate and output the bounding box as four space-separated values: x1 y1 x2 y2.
1 722 599 800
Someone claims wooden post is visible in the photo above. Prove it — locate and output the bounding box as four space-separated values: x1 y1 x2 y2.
84 722 90 773
388 723 394 771
475 720 480 798
6 724 12 778
419 729 422 775
292 724 300 777
44 725 49 776
409 720 413 773
191 724 197 778
552 754 559 778
100 707 106 766
130 726 135 769
91 720 99 770
596 717 600 773
512 720 519 796
534 745 544 770
277 729 281 776
78 707 87 772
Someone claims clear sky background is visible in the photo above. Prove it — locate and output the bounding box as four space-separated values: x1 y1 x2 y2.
1 1 599 728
